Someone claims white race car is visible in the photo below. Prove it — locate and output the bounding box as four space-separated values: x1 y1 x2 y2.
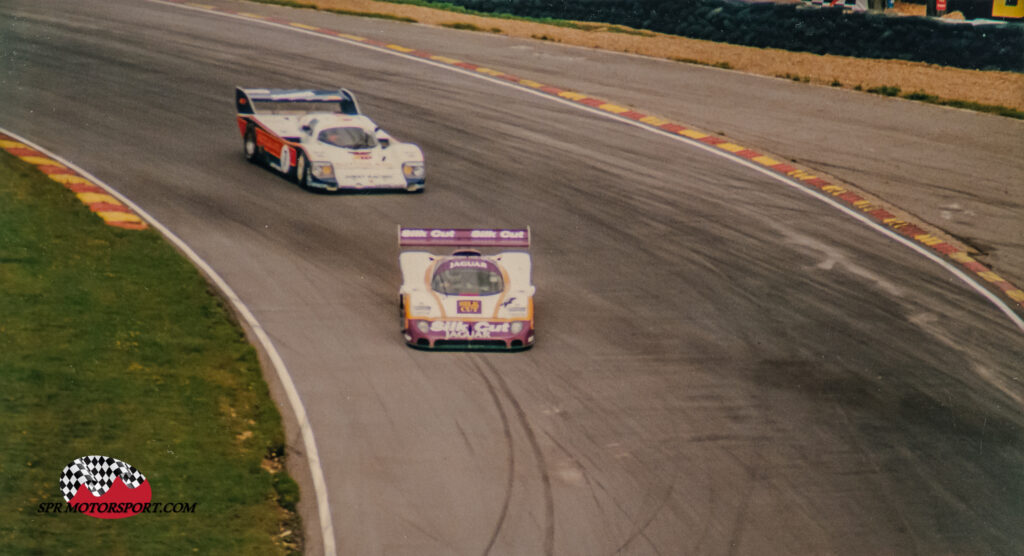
236 87 425 192
398 227 535 350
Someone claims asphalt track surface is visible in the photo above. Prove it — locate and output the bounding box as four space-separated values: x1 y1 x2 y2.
3 0 1023 554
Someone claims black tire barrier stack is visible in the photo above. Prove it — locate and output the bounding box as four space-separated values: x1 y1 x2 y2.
447 0 1024 71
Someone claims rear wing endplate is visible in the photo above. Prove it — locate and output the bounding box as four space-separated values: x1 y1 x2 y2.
398 227 530 248
235 87 360 116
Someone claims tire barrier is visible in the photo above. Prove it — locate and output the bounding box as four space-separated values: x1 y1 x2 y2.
442 0 1024 71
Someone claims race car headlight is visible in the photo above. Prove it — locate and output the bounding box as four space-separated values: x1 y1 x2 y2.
511 321 524 334
311 161 334 179
416 321 430 334
402 162 425 180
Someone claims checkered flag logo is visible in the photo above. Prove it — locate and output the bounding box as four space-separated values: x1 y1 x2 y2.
60 455 147 502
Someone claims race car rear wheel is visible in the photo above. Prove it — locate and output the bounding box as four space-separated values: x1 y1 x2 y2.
243 127 259 164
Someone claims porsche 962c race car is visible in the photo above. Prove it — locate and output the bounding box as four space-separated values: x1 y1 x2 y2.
399 227 535 350
236 87 425 192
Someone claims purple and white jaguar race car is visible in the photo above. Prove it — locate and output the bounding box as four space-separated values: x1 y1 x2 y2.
398 227 534 350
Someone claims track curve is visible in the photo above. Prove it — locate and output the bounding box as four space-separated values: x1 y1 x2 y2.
3 1 1023 554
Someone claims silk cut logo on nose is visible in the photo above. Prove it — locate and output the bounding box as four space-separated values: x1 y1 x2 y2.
457 299 481 314
59 455 152 519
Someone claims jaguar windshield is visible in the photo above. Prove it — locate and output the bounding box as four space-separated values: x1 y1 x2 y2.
431 264 503 296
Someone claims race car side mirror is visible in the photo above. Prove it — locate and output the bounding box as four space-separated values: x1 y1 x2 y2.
301 124 312 134
379 138 390 148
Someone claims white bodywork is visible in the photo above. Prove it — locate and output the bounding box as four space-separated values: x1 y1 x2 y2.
262 113 424 191
399 251 534 321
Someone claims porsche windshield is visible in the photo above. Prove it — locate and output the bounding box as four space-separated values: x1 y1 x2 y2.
318 127 378 149
431 266 504 296
253 100 342 114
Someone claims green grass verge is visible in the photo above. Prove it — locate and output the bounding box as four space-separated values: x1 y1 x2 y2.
441 21 501 32
899 90 1024 119
249 0 417 22
862 85 1024 119
866 84 902 96
325 8 416 22
672 57 733 69
0 151 301 553
604 25 655 37
378 0 602 29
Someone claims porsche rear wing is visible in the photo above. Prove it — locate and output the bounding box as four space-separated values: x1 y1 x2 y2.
235 87 361 116
398 227 530 248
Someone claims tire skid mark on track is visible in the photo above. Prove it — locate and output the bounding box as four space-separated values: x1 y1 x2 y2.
472 363 516 556
614 480 675 555
720 449 761 556
153 0 1024 330
830 402 923 553
475 356 556 556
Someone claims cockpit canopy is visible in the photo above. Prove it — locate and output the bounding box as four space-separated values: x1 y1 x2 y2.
317 126 378 149
431 258 503 296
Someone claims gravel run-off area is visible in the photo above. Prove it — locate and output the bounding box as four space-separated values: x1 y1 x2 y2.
296 0 1024 110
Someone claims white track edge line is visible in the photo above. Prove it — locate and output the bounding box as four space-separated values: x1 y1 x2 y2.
0 127 338 556
152 0 1024 335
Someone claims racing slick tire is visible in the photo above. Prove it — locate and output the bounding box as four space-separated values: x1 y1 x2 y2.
398 297 411 339
296 152 312 190
243 127 260 164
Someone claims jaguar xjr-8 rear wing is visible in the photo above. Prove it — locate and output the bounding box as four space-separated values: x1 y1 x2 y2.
398 227 531 249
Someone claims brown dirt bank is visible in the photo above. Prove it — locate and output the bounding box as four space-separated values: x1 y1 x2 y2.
283 0 1024 111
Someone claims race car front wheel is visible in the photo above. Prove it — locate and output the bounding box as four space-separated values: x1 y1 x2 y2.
296 153 311 189
243 128 259 164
